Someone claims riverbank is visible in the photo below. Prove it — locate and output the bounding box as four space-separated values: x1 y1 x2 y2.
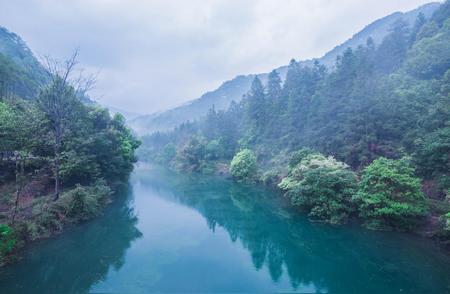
159 158 450 251
0 174 133 266
3 164 450 293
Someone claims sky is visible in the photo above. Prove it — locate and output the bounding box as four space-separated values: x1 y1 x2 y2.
0 0 437 114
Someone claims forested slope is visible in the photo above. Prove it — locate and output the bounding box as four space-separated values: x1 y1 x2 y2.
130 2 440 135
0 28 140 265
141 2 450 240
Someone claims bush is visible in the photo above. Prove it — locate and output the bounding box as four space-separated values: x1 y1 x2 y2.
443 212 450 232
279 153 357 224
175 136 207 172
58 181 111 222
354 157 428 230
288 148 316 169
230 149 257 183
414 126 450 195
26 181 112 239
0 224 17 265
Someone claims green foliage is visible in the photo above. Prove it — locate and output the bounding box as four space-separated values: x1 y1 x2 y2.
157 143 176 164
0 224 16 265
417 21 440 41
0 45 140 263
58 181 111 221
230 149 257 183
175 136 207 173
354 157 428 230
443 212 450 232
288 148 317 169
0 52 43 99
0 101 16 150
406 19 450 79
205 139 222 160
140 2 450 233
279 153 357 224
414 127 450 194
23 181 112 240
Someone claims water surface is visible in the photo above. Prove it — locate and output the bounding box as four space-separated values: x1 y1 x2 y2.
1 164 450 293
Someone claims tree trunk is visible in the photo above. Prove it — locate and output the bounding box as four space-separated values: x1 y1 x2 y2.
12 155 23 223
54 129 61 201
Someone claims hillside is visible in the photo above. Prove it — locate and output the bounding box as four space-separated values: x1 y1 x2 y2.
0 26 96 105
140 0 450 235
130 2 440 135
0 25 141 266
0 26 48 99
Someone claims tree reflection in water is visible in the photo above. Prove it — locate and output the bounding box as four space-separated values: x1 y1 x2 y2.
148 167 450 293
1 166 450 294
0 184 142 294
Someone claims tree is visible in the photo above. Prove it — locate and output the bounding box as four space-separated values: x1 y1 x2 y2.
266 70 282 101
405 19 450 79
0 100 46 222
244 77 266 140
376 18 411 73
158 143 176 164
176 136 207 172
37 51 94 200
0 224 16 266
230 149 257 183
354 157 428 230
279 153 357 224
410 12 427 44
414 127 450 194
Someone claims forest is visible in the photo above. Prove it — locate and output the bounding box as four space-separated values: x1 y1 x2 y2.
140 2 450 241
0 51 140 265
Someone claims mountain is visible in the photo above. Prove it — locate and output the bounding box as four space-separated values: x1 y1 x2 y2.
0 26 48 99
105 105 142 121
130 2 440 135
0 26 95 105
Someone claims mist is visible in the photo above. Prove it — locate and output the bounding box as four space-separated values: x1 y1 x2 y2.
0 0 434 113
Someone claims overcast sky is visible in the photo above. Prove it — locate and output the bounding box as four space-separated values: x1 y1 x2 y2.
0 0 436 114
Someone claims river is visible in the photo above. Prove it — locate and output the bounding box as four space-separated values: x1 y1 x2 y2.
1 164 450 293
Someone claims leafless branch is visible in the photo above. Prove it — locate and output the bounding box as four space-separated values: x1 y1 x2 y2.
39 48 97 96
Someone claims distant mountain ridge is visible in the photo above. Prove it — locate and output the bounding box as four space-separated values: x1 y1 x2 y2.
130 2 440 135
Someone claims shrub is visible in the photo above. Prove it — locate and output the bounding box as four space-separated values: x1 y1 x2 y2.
288 148 317 169
354 157 428 230
0 224 17 265
27 181 112 239
175 136 207 172
279 153 357 224
443 212 450 232
230 149 258 183
58 181 111 222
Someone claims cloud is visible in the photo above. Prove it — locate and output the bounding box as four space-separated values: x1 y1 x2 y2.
0 0 434 113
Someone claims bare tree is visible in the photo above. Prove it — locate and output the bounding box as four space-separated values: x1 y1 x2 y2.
37 50 95 200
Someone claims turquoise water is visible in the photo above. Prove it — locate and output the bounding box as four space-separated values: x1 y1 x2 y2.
1 164 450 293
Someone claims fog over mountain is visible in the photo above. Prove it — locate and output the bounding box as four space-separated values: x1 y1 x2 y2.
0 0 437 116
129 2 439 134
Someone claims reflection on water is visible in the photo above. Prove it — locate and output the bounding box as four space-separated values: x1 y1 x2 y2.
0 184 142 293
1 164 450 293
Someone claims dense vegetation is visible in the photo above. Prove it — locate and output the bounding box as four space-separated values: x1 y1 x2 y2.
0 52 140 265
355 157 428 230
230 149 258 183
279 150 357 224
140 2 450 239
